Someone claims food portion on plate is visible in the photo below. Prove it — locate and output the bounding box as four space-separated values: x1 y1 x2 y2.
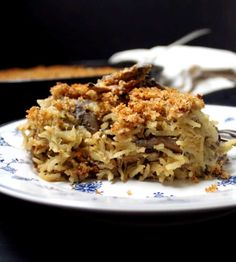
19 64 236 183
0 65 117 82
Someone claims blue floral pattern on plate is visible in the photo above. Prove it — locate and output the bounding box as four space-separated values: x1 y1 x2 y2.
73 181 102 193
153 192 174 199
224 117 236 123
0 153 30 175
0 106 236 213
218 177 236 187
0 136 9 146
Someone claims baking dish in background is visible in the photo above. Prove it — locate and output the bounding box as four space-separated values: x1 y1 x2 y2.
0 61 123 124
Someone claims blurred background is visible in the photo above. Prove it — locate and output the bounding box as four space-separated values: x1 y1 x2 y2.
1 0 236 68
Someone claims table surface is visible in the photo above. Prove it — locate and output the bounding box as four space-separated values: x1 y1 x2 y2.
0 87 236 261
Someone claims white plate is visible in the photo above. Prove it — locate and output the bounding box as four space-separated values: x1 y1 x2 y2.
0 104 236 213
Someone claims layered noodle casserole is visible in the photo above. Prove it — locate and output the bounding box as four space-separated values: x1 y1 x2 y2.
19 64 236 183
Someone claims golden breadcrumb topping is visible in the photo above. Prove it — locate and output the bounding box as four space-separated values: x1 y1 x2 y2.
112 87 204 135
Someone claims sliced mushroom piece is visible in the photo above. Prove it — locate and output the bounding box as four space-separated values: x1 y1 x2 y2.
123 155 142 164
88 82 112 93
97 64 152 86
80 111 99 134
76 103 99 134
135 136 182 153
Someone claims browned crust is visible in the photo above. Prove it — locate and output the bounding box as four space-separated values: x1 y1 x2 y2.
112 87 204 135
